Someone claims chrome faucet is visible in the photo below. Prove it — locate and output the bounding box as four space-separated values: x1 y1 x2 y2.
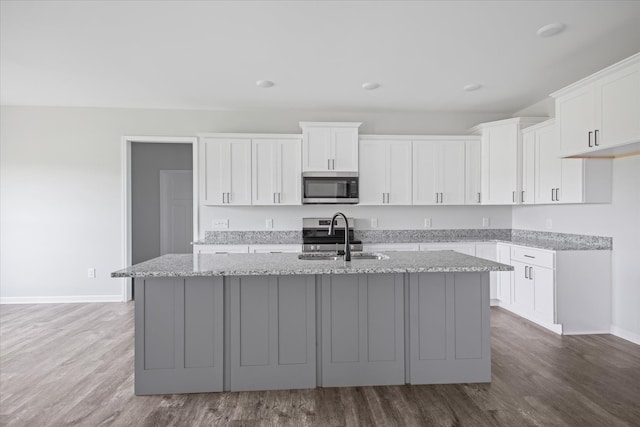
328 212 351 261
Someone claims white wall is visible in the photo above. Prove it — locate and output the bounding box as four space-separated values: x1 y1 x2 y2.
0 105 509 302
512 156 640 343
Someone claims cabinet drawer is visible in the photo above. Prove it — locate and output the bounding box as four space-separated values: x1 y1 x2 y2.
510 246 554 268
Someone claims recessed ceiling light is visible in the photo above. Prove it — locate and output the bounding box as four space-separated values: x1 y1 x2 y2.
256 80 274 88
463 83 482 92
362 82 380 90
536 23 566 38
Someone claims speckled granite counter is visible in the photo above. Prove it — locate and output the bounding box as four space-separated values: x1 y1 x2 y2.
192 229 612 251
111 250 513 278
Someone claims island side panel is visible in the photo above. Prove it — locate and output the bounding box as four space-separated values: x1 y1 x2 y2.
135 277 224 395
229 275 316 391
408 272 491 384
321 274 405 387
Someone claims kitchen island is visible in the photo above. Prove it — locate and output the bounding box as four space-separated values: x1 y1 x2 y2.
112 251 512 395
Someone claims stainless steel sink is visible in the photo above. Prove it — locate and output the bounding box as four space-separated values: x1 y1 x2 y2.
298 252 388 261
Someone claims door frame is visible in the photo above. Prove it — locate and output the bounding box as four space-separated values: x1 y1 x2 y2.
121 136 198 301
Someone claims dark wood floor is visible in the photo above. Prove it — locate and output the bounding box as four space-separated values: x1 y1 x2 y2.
1 303 639 427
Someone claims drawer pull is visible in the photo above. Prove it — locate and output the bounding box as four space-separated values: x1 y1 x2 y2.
524 255 535 258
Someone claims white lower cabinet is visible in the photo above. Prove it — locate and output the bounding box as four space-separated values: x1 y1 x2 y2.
496 243 513 308
474 242 499 304
499 244 611 335
321 274 405 387
408 272 491 384
230 275 316 391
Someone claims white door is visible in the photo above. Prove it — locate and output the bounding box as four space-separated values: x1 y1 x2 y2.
465 141 481 204
536 124 561 204
278 139 302 205
359 140 388 204
303 127 331 171
413 140 439 205
160 170 193 255
331 127 359 171
558 86 596 156
521 131 535 204
482 124 518 205
440 141 465 205
228 140 252 205
387 140 412 205
252 140 277 205
201 138 225 205
597 64 640 148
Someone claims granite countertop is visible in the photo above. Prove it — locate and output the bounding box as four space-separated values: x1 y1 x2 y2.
111 250 513 278
192 229 612 251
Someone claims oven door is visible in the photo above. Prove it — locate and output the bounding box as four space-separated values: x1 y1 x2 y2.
302 172 359 204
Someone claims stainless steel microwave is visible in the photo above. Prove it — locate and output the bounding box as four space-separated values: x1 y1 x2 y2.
302 172 359 204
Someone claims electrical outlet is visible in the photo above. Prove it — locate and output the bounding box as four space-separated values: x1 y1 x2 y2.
265 218 273 229
212 219 229 229
371 218 378 228
88 267 96 278
482 217 490 227
546 219 553 229
424 218 432 228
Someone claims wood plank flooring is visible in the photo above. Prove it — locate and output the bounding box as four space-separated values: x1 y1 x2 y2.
1 303 639 426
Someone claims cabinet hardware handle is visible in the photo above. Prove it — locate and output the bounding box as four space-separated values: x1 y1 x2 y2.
387 193 390 204
522 190 525 203
278 193 281 203
273 192 276 204
551 188 555 201
524 255 535 258
529 267 534 280
435 192 439 203
441 193 444 204
477 192 481 203
594 130 599 146
512 191 515 203
222 192 226 203
382 193 386 204
556 188 560 202
227 192 231 203
525 266 529 279
588 131 593 147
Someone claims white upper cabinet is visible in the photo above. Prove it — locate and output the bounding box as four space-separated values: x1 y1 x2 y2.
200 137 252 206
464 140 482 204
252 137 302 205
413 139 466 205
521 120 612 205
300 122 361 172
553 53 640 157
359 139 412 205
472 117 546 205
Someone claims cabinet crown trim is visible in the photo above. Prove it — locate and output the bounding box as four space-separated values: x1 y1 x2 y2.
469 117 548 134
299 122 362 128
198 133 302 139
550 52 640 99
521 118 556 134
359 134 479 141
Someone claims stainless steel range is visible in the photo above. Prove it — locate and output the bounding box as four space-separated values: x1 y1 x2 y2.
302 217 363 253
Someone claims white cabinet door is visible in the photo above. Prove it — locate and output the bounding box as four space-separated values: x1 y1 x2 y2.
322 274 405 387
332 127 359 171
481 123 519 205
535 122 562 204
360 139 411 205
301 123 360 172
359 140 388 204
465 140 482 204
512 261 534 313
557 86 597 156
302 126 332 171
475 242 498 302
440 141 466 205
532 266 555 325
496 243 512 306
413 140 439 205
521 131 536 204
387 140 413 205
252 139 301 205
201 138 251 206
597 63 640 149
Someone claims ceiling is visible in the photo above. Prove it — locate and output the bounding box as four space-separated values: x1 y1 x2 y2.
2 1 640 114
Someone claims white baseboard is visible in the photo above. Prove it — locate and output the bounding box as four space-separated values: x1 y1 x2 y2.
0 295 124 304
490 298 500 307
610 325 640 345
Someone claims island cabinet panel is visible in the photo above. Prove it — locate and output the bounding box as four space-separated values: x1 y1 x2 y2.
135 277 224 395
230 275 316 391
408 272 491 384
321 274 404 387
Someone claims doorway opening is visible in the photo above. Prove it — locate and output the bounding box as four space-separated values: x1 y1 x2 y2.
121 136 198 301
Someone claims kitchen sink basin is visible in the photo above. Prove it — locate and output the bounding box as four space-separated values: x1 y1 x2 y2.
298 252 388 261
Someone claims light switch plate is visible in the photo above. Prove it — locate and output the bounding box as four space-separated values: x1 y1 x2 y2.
371 218 378 228
88 267 96 278
212 219 229 229
266 218 273 229
424 218 432 228
482 217 490 227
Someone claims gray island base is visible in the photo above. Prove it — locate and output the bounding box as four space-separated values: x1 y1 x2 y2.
112 251 512 395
